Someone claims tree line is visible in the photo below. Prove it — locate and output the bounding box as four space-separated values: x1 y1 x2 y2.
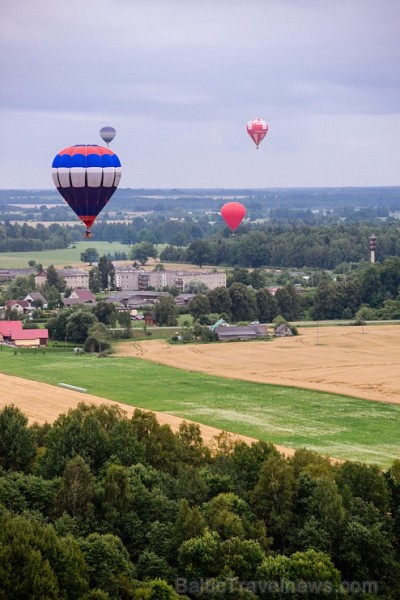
0 403 399 598
3 213 400 272
154 257 400 326
0 222 71 252
161 222 400 270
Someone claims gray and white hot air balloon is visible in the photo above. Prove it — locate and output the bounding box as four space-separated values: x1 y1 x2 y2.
100 126 116 146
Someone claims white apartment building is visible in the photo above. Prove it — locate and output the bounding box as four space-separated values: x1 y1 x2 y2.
114 265 226 291
114 266 143 290
35 268 89 290
180 271 226 290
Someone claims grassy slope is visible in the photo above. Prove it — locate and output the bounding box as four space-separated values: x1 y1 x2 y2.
1 347 399 466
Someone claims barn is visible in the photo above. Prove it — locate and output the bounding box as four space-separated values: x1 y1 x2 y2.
215 324 269 342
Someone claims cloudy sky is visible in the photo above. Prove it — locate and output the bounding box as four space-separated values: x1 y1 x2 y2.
1 0 399 189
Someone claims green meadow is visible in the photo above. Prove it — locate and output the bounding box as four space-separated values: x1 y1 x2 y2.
0 241 130 269
1 346 399 467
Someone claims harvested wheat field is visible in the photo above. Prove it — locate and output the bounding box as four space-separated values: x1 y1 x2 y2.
1 323 399 462
114 324 400 405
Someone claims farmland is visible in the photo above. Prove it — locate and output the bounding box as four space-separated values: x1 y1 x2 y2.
1 325 400 466
0 241 130 269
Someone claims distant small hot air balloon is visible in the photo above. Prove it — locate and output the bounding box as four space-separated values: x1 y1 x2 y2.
246 118 268 149
100 126 116 146
221 202 246 233
52 144 122 238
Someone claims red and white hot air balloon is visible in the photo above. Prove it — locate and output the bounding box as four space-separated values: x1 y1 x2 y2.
221 202 246 233
246 117 268 149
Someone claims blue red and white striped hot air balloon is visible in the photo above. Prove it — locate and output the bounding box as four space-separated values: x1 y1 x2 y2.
246 118 268 149
51 144 122 238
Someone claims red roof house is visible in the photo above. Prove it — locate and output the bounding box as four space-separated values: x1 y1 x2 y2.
0 321 48 347
0 321 23 340
62 289 96 307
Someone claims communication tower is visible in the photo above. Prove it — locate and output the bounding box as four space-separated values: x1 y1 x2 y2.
369 234 376 264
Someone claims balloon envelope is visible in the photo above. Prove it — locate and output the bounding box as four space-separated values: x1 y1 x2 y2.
221 202 246 232
100 126 116 145
52 144 122 234
246 118 268 148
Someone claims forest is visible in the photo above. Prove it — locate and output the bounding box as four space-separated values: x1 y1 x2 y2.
1 186 400 211
1 402 400 599
1 187 400 269
2 216 400 272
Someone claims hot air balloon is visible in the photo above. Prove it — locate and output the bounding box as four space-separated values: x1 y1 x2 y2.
221 202 246 233
52 144 122 238
246 118 268 149
100 126 116 146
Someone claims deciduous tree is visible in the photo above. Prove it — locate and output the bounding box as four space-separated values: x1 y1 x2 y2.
188 294 210 320
129 242 158 265
228 283 257 322
59 455 95 518
81 248 99 266
66 310 98 342
0 405 36 473
155 295 178 326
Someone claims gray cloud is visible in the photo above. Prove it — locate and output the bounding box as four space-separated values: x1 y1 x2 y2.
0 0 399 188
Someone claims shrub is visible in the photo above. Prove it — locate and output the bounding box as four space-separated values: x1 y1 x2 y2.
84 336 111 354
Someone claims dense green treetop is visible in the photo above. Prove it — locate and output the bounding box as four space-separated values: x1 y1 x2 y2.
0 402 399 597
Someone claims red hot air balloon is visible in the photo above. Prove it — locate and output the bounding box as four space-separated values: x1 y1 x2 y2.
221 202 246 233
52 144 122 238
246 117 268 149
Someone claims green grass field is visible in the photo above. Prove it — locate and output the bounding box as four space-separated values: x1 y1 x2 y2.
0 242 130 269
1 346 399 467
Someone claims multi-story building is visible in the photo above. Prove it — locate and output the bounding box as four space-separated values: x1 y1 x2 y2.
114 265 226 292
114 266 142 290
180 270 226 290
35 268 89 290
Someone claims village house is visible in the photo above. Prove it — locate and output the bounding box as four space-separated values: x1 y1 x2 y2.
274 323 294 337
175 293 196 307
105 290 169 310
0 321 48 347
24 292 48 309
5 300 31 315
5 292 48 315
62 289 96 307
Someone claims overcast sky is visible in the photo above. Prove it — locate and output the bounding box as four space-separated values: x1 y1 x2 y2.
1 0 399 189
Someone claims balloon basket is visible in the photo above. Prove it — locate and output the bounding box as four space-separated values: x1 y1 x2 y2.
84 230 92 238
